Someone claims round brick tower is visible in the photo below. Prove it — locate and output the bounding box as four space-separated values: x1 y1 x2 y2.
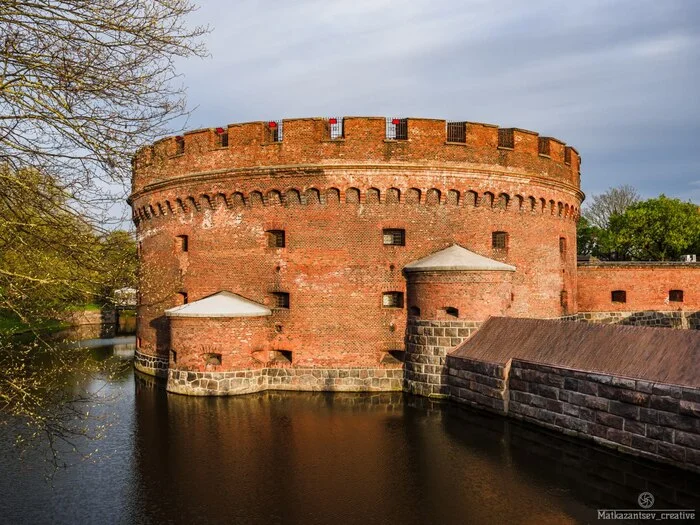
130 117 582 395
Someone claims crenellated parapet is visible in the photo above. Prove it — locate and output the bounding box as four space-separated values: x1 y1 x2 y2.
131 117 582 198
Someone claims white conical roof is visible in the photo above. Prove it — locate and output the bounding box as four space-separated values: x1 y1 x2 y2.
404 244 516 272
165 291 272 318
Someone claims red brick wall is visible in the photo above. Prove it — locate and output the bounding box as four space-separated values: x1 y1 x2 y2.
577 263 700 312
406 270 513 321
132 117 582 368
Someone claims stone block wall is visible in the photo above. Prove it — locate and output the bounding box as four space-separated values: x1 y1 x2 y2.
135 349 169 378
166 366 404 396
404 319 480 397
560 310 700 329
445 355 509 413
508 360 700 473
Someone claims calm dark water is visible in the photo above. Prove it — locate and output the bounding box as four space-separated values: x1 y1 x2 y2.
0 339 698 525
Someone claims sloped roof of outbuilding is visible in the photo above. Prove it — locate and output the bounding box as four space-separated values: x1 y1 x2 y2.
404 244 516 272
165 291 272 318
451 317 700 387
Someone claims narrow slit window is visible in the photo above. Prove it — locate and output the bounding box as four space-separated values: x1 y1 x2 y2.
446 121 466 143
267 230 286 248
383 228 405 246
560 291 568 308
564 147 572 165
382 292 404 308
174 136 185 155
538 137 550 156
273 292 290 309
325 117 344 140
177 291 188 305
170 350 177 363
266 120 283 142
215 127 229 147
492 231 508 250
386 118 408 140
669 290 684 302
176 235 188 252
498 128 514 149
559 237 567 256
611 290 626 303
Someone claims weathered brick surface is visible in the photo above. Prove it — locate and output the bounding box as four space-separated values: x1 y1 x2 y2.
131 117 581 373
577 263 700 318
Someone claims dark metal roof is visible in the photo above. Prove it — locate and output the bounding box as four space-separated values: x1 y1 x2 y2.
451 317 700 388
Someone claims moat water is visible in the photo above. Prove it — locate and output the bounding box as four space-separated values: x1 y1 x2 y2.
0 338 698 525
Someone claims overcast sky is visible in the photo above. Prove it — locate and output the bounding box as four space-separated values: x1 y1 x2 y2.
171 0 700 204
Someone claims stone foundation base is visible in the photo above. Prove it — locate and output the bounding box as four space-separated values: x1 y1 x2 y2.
166 366 404 396
134 350 169 378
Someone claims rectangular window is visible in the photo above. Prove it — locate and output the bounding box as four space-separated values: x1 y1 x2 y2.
492 231 508 250
564 147 572 165
386 118 408 140
382 292 404 308
325 117 344 140
267 230 286 248
215 127 229 147
383 228 405 246
175 136 185 155
611 290 626 303
177 291 188 305
538 137 550 156
205 353 222 366
669 290 684 302
273 292 290 309
170 350 177 363
446 121 466 143
266 120 283 142
559 237 567 256
176 235 188 252
498 128 514 149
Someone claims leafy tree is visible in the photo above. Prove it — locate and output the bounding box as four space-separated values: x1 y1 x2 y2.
0 1 207 466
583 185 640 229
610 196 700 261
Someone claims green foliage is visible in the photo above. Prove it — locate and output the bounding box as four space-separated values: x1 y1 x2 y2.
610 195 700 261
578 192 700 261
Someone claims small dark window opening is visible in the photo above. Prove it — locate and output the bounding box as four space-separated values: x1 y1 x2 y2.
177 291 188 305
176 235 188 252
445 307 459 318
383 228 405 246
266 120 283 142
325 117 344 140
559 237 567 256
538 137 550 156
382 292 404 308
669 290 684 302
409 306 421 317
137 241 143 257
611 290 626 303
560 291 568 308
492 231 508 250
273 292 290 309
136 337 142 349
175 136 185 155
215 127 229 147
170 350 177 363
270 350 292 364
204 353 222 367
447 121 466 143
267 230 286 248
498 128 514 149
386 118 408 140
564 147 572 165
